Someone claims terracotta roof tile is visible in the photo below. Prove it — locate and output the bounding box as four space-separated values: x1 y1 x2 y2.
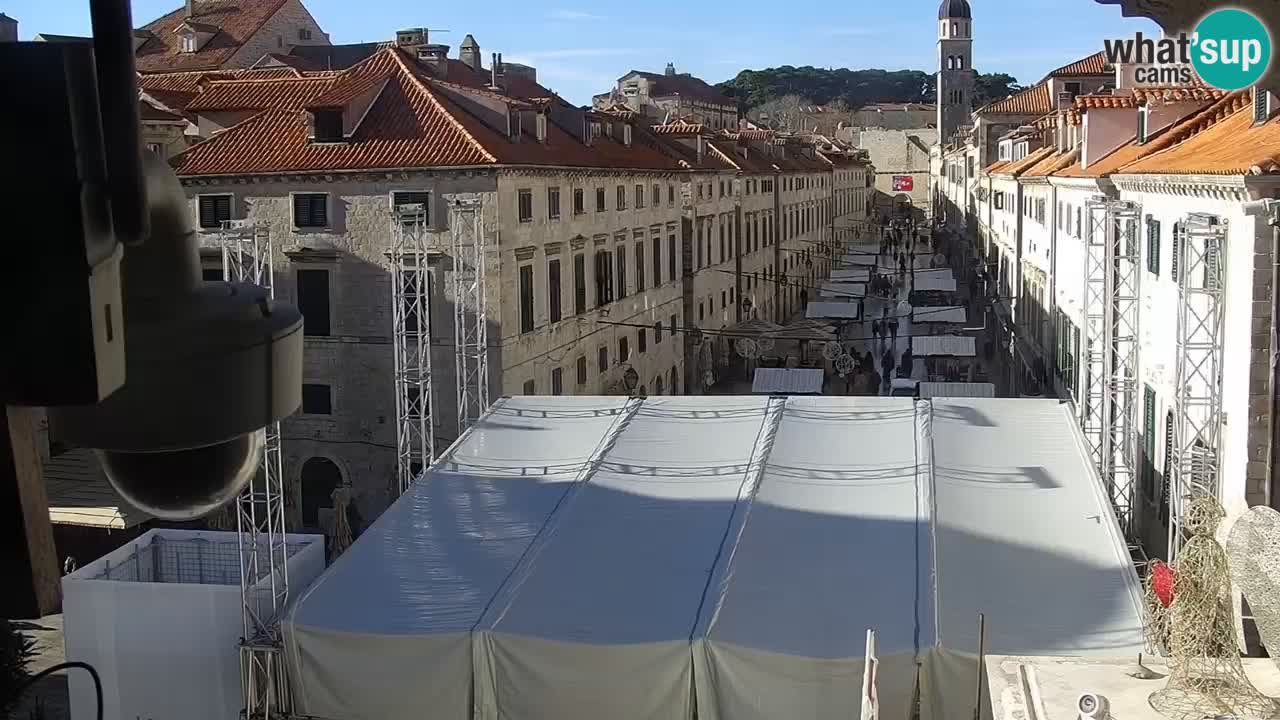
1074 93 1136 109
1021 148 1079 178
1046 51 1110 78
652 122 707 136
978 83 1052 116
171 47 698 176
135 0 290 73
997 146 1056 176
1116 93 1277 175
186 76 340 111
1132 86 1224 105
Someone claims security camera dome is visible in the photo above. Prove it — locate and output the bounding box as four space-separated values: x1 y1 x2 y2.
98 432 264 520
49 153 303 520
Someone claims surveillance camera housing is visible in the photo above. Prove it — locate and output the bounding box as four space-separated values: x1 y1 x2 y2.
49 153 303 520
1076 692 1109 720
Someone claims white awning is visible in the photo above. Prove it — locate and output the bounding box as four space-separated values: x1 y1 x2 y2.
917 382 995 398
913 335 977 357
283 397 1144 720
751 368 824 394
914 275 957 292
914 306 968 324
819 281 865 298
830 267 870 282
806 302 861 320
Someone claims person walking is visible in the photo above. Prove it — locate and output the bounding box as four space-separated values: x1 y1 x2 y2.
871 318 882 343
901 348 914 378
882 345 896 383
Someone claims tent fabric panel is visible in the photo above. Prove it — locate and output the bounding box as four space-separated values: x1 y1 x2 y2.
913 306 968 324
914 276 958 292
913 336 976 357
284 627 471 720
806 301 861 320
752 368 824 394
928 399 1146 659
696 398 933 719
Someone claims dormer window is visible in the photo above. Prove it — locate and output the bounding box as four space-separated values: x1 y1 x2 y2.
1137 107 1148 144
180 33 197 52
1254 86 1271 124
312 110 344 143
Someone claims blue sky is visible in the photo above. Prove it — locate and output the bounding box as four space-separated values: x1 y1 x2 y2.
8 0 1158 104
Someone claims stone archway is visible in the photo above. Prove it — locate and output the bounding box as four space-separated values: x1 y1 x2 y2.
300 457 343 530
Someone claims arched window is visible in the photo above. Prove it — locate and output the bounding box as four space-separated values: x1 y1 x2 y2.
300 457 343 529
956 55 964 69
946 56 954 70
952 22 958 36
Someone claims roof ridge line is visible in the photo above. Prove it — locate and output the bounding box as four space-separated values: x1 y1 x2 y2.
1112 92 1248 173
167 108 277 167
387 47 498 164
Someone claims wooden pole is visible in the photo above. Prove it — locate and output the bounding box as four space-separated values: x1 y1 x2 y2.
973 612 987 720
0 406 61 618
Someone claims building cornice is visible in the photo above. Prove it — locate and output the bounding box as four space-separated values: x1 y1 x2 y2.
1110 173 1252 201
1046 176 1105 191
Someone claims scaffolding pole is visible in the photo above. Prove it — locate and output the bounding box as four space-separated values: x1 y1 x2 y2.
389 204 435 495
213 221 291 720
452 198 489 434
1081 199 1142 539
1168 215 1227 563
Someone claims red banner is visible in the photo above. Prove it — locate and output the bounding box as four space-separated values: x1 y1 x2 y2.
892 175 914 192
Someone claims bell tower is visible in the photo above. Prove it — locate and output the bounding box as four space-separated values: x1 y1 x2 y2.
937 0 974 142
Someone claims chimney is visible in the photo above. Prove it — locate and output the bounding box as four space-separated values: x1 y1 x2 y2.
459 34 481 71
417 44 450 77
0 13 17 43
186 0 195 17
664 62 675 77
489 52 500 89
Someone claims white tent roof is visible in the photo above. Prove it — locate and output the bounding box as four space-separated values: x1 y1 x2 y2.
752 368 825 394
283 397 1145 720
914 275 958 292
914 306 967 324
913 335 977 357
806 301 861 320
830 267 870 282
819 281 865 298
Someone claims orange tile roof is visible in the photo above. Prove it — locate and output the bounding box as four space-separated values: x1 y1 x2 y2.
1021 148 1079 178
1074 93 1136 109
135 0 290 73
978 83 1052 116
985 159 1011 174
1001 146 1056 176
171 47 696 176
1132 86 1224 105
186 76 340 111
1116 93 1277 175
1045 51 1110 78
652 122 707 136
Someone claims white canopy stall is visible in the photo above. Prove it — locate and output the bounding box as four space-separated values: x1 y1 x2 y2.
829 267 870 282
752 368 825 394
913 335 976 357
806 301 861 320
819 281 865 299
913 274 957 292
283 397 1145 720
913 306 968 324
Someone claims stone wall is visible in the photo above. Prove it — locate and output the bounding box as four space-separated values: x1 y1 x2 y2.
227 0 330 69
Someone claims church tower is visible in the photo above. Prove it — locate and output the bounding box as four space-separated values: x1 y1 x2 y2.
937 0 974 142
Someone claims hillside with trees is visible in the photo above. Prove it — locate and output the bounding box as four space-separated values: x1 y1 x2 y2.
715 66 1023 112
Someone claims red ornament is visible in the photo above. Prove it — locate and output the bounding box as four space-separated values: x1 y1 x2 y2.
1151 560 1175 608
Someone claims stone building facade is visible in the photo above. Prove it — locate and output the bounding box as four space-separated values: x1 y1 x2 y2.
593 65 739 130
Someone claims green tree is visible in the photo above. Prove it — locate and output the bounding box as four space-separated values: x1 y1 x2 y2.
972 72 1024 108
716 66 1021 114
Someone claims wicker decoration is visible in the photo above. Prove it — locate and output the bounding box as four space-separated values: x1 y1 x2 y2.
1226 506 1280 673
1149 496 1279 719
328 485 354 557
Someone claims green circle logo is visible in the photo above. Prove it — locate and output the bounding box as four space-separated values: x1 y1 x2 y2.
1191 8 1272 91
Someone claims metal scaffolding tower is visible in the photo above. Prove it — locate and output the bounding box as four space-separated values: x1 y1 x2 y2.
214 221 291 720
389 205 435 495
1168 214 1227 562
451 198 490 433
1080 199 1142 538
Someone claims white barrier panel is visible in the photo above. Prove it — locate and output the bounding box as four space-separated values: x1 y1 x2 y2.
63 529 325 720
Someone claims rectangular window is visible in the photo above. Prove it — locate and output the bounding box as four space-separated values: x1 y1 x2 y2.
519 264 535 333
638 328 647 354
392 191 431 227
596 187 606 212
635 184 645 209
652 184 660 206
669 314 677 338
301 383 332 414
598 345 608 373
523 379 535 395
400 269 430 335
547 187 561 219
635 242 645 292
551 367 563 395
696 224 703 268
594 250 614 306
617 185 626 210
652 239 662 286
617 246 628 299
619 336 629 363
518 189 533 222
198 194 232 229
1143 385 1157 501
547 259 562 323
573 253 586 314
654 321 663 343
668 185 675 204
1076 207 1082 238
573 188 585 215
1146 217 1161 275
719 223 726 263
577 356 588 385
295 268 331 336
668 235 677 280
293 193 328 228
312 109 343 142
